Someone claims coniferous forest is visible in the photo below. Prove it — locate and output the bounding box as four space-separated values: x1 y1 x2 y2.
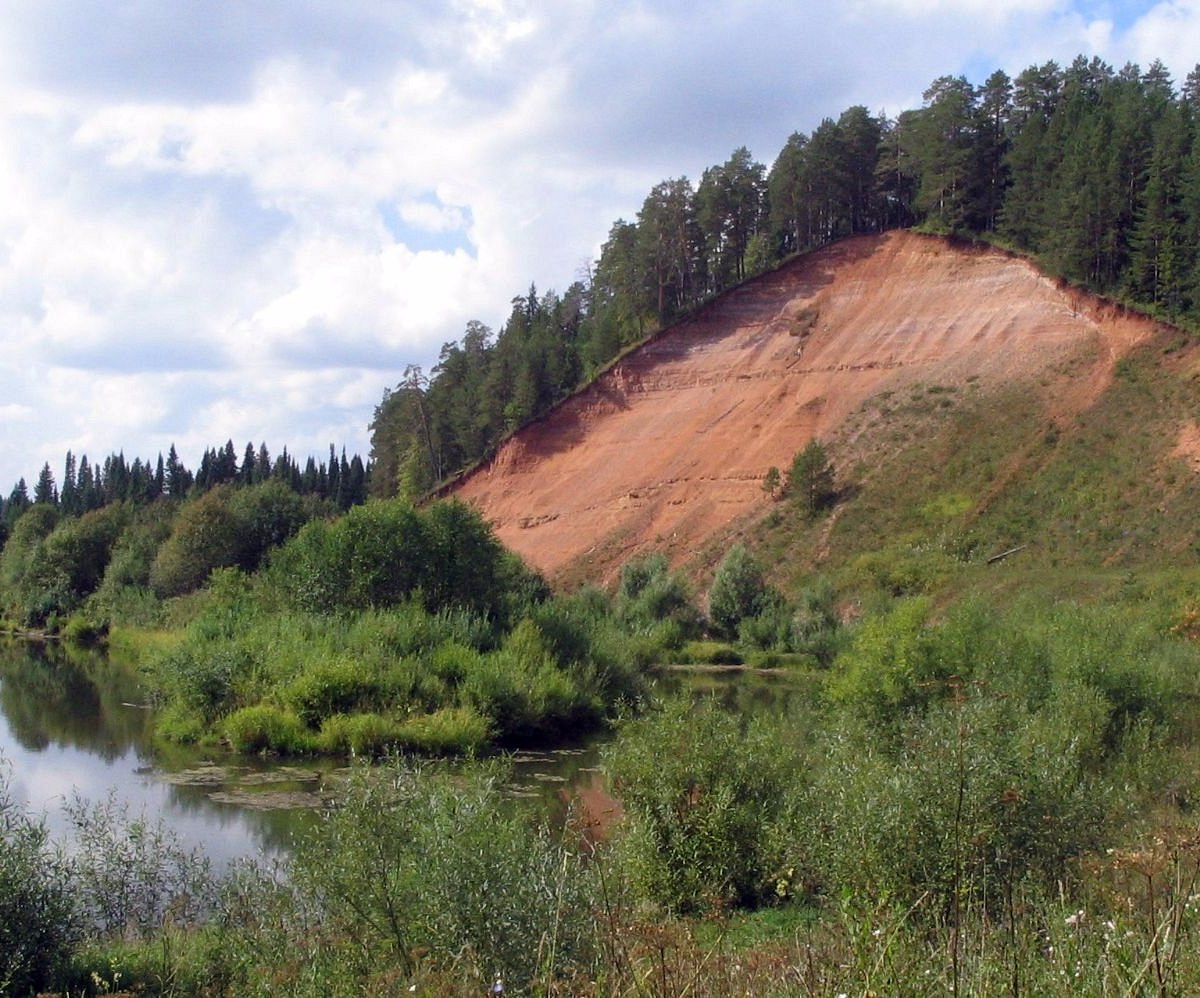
371 55 1200 498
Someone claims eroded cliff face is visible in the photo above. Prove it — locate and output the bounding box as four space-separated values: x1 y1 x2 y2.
450 232 1153 582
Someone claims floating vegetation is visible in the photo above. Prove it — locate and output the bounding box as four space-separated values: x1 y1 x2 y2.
208 789 326 810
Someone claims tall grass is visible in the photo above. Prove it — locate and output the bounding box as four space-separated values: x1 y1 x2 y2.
146 574 654 755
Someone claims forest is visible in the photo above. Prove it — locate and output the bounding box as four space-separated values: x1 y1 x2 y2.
0 441 369 631
371 54 1200 499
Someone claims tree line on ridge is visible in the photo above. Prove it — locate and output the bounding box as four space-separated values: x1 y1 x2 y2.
371 54 1200 499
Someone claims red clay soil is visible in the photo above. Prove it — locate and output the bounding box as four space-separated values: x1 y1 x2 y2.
450 231 1155 583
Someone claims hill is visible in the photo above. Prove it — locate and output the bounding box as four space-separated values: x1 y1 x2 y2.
450 231 1165 588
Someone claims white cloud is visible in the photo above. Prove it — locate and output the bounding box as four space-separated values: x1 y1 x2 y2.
1125 2 1200 76
3 1 1200 489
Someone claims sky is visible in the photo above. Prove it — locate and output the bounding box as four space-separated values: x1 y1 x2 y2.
2 0 1199 493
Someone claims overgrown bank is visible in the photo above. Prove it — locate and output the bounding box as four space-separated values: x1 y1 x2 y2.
144 498 672 756
7 591 1200 995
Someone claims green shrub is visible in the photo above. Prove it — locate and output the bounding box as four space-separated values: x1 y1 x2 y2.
87 584 164 628
61 612 109 645
282 658 381 727
95 502 176 595
617 552 703 639
0 503 59 619
428 639 485 686
149 488 243 598
64 791 218 937
606 697 803 912
680 640 743 665
395 707 492 755
154 642 258 724
709 544 773 638
269 498 540 621
318 712 405 756
287 762 597 990
153 702 207 744
223 704 314 754
351 602 497 657
828 596 948 725
227 479 315 573
0 766 77 995
804 690 1114 915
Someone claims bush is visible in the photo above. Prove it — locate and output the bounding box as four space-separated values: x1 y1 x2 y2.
804 690 1114 915
282 658 381 727
395 706 492 755
223 705 315 754
64 791 218 937
61 612 109 645
828 596 948 725
0 503 59 613
709 544 773 638
318 712 405 756
227 480 315 573
13 503 133 626
0 765 77 995
617 552 703 639
149 488 244 597
154 642 258 726
606 697 803 912
288 762 597 990
269 498 544 622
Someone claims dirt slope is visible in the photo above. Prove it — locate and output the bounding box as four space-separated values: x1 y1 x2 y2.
451 231 1155 582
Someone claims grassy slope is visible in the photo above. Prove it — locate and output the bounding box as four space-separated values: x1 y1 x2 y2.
727 319 1200 612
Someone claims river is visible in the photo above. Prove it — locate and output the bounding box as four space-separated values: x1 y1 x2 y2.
0 638 799 865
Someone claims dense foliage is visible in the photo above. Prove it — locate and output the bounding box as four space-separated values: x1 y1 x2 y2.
371 54 1200 498
8 588 1200 994
0 480 335 628
144 500 664 753
1 440 369 545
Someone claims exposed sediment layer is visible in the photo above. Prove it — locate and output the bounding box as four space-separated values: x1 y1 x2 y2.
451 232 1153 581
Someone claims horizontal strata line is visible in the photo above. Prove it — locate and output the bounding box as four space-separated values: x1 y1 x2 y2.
611 359 915 391
513 476 776 518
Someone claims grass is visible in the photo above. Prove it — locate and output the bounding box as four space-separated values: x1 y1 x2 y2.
736 321 1200 613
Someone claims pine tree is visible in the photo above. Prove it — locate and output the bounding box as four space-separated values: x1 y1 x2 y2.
60 452 78 516
1127 102 1190 311
786 440 836 517
77 457 98 512
5 478 30 529
241 442 257 485
165 444 188 497
34 463 57 506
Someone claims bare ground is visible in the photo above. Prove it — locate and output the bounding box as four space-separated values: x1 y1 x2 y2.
451 232 1157 584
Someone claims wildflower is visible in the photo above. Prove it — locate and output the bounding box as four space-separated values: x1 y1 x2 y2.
1065 909 1085 928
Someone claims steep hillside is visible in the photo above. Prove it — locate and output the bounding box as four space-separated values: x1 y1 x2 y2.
451 232 1158 584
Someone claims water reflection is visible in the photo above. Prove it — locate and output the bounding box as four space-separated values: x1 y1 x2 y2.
0 638 297 865
0 640 806 867
655 665 819 717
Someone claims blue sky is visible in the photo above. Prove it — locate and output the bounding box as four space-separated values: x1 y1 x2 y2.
1 0 1197 492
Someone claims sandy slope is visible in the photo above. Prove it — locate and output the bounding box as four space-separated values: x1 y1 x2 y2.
451 231 1154 582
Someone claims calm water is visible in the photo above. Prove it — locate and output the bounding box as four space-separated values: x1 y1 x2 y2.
0 639 800 865
0 639 310 865
0 639 619 863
